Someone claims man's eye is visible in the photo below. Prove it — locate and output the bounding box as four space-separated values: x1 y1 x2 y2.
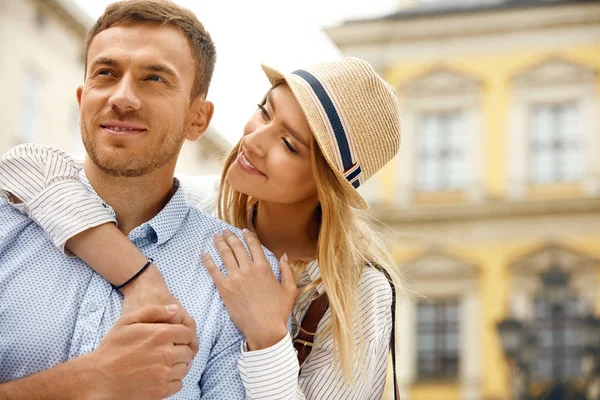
146 75 165 83
96 70 114 77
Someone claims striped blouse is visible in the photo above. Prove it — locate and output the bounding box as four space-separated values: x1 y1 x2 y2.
0 143 393 400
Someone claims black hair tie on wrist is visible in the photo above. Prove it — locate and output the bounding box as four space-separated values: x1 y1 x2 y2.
114 258 154 290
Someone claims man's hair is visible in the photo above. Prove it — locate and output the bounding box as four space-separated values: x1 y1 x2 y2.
84 0 216 99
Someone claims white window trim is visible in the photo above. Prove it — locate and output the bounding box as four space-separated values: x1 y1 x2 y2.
508 60 599 199
397 251 481 400
397 70 483 207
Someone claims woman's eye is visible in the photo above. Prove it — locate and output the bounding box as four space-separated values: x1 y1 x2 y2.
257 103 270 121
282 138 297 154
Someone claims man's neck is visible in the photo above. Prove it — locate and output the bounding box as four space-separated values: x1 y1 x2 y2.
83 159 177 236
253 198 320 261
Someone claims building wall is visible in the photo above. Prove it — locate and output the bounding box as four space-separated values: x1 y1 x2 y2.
329 2 600 399
0 0 86 155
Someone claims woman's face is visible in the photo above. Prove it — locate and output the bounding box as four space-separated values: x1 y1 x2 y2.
226 84 318 205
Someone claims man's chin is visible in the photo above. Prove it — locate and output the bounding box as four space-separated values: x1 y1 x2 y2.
89 154 147 178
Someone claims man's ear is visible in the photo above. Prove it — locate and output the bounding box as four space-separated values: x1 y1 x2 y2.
76 86 83 107
186 98 214 141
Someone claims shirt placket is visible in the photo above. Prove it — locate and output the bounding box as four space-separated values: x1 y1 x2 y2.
68 273 114 358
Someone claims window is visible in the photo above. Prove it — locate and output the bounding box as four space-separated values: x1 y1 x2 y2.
18 71 44 144
529 102 583 184
508 58 598 199
417 299 460 379
416 111 465 192
532 296 583 380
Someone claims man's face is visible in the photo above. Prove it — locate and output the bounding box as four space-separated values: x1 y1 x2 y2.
78 23 201 177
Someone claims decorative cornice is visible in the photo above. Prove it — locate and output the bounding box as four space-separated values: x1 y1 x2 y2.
513 57 597 87
326 2 600 46
402 67 481 96
371 196 600 224
510 242 600 275
403 247 479 279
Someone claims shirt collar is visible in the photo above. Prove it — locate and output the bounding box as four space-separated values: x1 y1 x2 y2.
304 259 324 295
79 170 190 246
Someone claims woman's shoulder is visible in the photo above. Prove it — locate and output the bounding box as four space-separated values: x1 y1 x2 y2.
356 265 393 317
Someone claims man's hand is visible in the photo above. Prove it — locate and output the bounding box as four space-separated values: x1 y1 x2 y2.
86 304 195 400
120 264 199 355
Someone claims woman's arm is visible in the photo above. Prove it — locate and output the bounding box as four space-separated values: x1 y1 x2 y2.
0 143 199 351
0 144 190 305
0 143 157 284
0 143 116 254
206 233 393 399
237 303 392 400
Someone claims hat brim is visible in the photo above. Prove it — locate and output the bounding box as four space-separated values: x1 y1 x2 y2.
260 64 369 210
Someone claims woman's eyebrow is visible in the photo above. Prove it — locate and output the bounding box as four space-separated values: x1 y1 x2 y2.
267 92 310 149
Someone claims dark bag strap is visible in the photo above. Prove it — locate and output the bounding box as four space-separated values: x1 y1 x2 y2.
294 293 329 366
294 264 400 399
375 265 401 400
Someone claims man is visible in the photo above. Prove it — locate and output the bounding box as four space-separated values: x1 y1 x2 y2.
0 1 279 398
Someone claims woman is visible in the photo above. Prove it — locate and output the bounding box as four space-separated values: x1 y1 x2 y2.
0 57 402 399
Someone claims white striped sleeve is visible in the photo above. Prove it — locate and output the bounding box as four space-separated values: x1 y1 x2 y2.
237 333 303 400
0 143 116 254
236 267 393 400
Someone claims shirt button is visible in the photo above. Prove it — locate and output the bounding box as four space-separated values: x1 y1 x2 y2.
87 302 98 313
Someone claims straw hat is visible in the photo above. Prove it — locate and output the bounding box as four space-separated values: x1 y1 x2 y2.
261 57 401 209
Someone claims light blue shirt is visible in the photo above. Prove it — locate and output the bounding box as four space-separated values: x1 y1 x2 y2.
0 172 280 399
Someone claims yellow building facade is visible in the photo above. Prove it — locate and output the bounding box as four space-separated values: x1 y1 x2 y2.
328 1 600 399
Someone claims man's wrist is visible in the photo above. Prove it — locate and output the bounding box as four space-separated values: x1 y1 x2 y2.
119 263 165 296
246 325 289 351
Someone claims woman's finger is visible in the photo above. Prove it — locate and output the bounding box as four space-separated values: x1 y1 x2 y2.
213 233 241 273
242 229 269 267
201 252 227 287
279 253 297 295
221 230 252 268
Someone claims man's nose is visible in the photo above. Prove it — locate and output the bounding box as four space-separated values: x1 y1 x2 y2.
108 75 141 112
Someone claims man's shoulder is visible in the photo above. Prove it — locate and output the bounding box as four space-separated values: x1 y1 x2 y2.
0 197 31 226
185 206 281 276
0 198 55 253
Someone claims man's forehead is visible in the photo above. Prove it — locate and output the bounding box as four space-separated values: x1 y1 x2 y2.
87 23 194 69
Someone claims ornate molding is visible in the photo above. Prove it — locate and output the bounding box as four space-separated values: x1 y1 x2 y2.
513 57 596 88
510 242 599 276
403 248 479 280
402 67 481 96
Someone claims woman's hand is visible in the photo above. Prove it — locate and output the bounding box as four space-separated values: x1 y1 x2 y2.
202 229 297 351
119 265 199 356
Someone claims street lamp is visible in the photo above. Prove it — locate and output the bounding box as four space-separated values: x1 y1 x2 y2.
497 318 524 360
541 263 570 306
497 264 600 399
581 314 600 400
581 314 600 355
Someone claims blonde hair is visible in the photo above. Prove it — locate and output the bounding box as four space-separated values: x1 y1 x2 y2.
218 136 402 383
